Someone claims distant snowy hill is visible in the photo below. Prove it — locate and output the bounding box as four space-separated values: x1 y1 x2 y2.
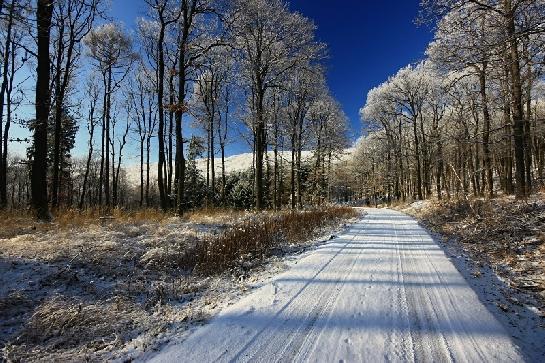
125 148 354 186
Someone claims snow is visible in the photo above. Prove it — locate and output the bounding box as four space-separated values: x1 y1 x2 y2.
124 148 355 186
146 208 526 362
428 224 545 362
0 215 243 361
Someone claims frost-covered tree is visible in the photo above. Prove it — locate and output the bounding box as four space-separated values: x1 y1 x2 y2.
427 3 503 197
361 62 459 201
227 0 324 210
283 65 325 209
307 94 349 204
190 46 234 206
362 63 432 200
421 0 545 197
84 22 135 209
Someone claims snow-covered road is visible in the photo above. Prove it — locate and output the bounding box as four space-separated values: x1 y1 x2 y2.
149 208 524 362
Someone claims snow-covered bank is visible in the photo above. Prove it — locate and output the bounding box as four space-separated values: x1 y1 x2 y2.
402 197 545 360
0 208 357 362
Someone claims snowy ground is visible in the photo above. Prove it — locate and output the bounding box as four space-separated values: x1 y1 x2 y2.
0 208 356 361
401 198 545 361
147 208 531 362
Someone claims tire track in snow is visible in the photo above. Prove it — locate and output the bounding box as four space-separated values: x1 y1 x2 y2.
281 223 371 362
231 227 365 362
398 218 454 362
392 218 416 362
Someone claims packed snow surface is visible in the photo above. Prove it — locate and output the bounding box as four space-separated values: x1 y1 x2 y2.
148 209 524 362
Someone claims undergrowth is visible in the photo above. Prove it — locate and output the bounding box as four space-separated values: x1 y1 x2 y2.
412 196 545 310
190 206 358 275
0 205 358 362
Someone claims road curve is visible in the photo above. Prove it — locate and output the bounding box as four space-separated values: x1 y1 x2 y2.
149 208 524 363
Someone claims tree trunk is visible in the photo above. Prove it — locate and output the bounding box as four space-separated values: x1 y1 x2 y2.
297 115 303 208
419 114 430 198
0 0 15 208
104 65 112 209
79 119 95 209
140 138 144 207
175 31 187 216
31 0 53 220
1 40 15 209
478 67 494 198
273 122 279 210
51 21 65 208
210 114 215 204
220 89 228 206
503 0 526 198
168 73 174 205
206 126 210 207
255 88 265 210
412 115 423 200
146 136 151 207
98 79 106 206
501 49 514 194
157 18 167 211
523 37 533 191
291 126 296 210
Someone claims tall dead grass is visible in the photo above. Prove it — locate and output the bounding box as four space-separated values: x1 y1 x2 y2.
187 206 358 275
0 207 175 239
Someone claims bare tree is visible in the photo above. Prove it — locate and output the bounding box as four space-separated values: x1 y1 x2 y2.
79 74 100 209
50 0 101 208
84 23 134 210
227 0 324 209
0 0 27 208
31 0 54 220
141 0 180 210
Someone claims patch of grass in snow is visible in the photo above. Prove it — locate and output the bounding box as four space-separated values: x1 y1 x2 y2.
0 209 237 361
0 206 356 361
186 208 249 224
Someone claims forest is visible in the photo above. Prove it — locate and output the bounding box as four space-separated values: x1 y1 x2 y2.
0 0 350 220
1 0 545 361
355 0 545 203
0 1 356 360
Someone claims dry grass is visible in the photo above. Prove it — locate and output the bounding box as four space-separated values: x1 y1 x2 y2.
410 196 545 310
0 207 174 240
189 207 358 275
0 206 357 362
186 208 249 224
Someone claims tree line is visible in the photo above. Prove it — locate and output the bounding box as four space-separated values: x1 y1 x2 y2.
356 0 545 203
0 0 350 219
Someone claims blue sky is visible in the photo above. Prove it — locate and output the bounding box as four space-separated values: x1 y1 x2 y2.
11 0 433 159
287 0 433 140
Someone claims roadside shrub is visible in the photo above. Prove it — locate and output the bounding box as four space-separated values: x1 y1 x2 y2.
186 206 358 275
